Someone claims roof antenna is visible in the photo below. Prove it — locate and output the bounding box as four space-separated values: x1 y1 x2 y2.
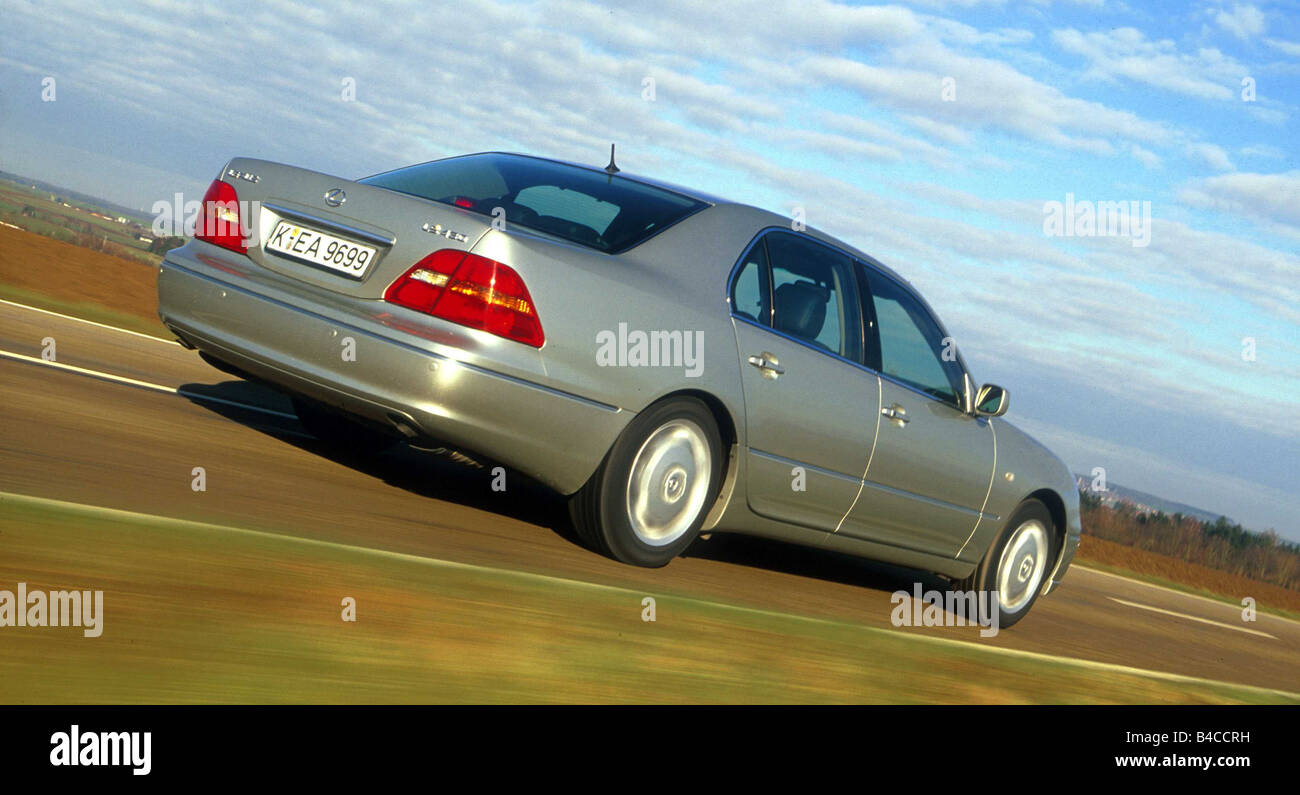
604 143 620 175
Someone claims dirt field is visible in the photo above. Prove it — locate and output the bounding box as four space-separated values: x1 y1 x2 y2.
0 224 163 325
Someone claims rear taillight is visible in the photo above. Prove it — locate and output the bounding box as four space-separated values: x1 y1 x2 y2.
195 179 247 254
384 250 545 348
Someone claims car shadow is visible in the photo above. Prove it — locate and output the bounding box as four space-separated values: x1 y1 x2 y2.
684 533 952 596
179 378 954 600
177 380 575 538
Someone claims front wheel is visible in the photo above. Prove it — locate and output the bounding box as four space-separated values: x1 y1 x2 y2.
569 397 723 567
961 499 1055 629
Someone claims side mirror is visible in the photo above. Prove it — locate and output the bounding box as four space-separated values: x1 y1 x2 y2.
975 384 1009 417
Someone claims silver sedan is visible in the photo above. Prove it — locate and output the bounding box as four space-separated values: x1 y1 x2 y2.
157 151 1080 627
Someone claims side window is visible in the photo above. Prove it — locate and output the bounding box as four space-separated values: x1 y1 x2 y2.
763 232 862 362
729 240 769 324
864 271 965 406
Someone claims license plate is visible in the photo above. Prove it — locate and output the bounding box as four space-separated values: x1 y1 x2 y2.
265 220 377 279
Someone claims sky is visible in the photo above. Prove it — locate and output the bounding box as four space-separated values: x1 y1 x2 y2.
0 0 1297 538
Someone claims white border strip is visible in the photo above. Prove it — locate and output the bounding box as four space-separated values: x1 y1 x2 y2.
0 348 296 420
1076 564 1300 627
0 297 178 344
1108 597 1276 639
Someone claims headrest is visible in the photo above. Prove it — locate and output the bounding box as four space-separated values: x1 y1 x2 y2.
773 281 829 342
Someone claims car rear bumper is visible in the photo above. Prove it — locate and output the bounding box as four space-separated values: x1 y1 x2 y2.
157 249 629 495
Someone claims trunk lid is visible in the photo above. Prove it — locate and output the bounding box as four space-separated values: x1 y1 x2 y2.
220 157 491 300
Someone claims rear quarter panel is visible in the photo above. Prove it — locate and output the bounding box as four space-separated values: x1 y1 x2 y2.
471 204 773 430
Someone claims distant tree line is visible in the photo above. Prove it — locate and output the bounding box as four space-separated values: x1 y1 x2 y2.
148 236 186 254
1080 489 1300 590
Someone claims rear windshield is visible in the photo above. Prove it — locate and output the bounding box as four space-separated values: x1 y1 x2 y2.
360 153 708 253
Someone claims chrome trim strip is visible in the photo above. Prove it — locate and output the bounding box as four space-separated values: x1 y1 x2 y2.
856 476 994 520
263 202 396 246
749 448 863 485
834 371 884 534
162 258 622 413
957 416 1000 559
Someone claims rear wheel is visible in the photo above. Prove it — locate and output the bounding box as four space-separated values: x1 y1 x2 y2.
960 499 1055 628
291 396 397 456
570 397 723 567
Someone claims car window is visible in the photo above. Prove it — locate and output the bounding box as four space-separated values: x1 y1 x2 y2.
864 271 964 406
361 153 708 253
514 185 620 235
729 241 769 324
763 232 861 362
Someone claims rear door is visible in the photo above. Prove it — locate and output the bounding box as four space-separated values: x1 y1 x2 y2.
730 231 880 532
837 265 995 556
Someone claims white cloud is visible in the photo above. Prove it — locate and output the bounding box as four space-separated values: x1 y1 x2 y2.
898 113 972 146
1239 143 1284 159
1264 37 1300 57
1184 142 1236 172
1130 144 1162 169
1052 27 1244 100
801 43 1173 155
1178 170 1300 230
1215 3 1266 40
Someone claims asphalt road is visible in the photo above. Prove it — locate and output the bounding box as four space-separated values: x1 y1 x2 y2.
1 298 1297 696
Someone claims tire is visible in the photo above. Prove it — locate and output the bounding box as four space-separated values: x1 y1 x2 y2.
291 396 397 455
569 397 723 567
960 499 1056 629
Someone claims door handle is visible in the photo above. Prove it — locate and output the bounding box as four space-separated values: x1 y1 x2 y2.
747 352 785 378
882 404 910 425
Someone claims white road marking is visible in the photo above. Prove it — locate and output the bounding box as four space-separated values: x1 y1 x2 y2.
0 297 179 344
1077 564 1300 627
1108 596 1276 639
0 348 297 421
1 489 1296 702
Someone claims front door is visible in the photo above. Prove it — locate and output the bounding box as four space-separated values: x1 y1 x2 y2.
837 267 995 556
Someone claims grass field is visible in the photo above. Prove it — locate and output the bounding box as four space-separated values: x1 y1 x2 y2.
1 495 1292 704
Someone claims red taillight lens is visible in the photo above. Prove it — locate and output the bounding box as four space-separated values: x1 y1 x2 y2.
384 251 545 348
195 179 247 254
383 250 466 313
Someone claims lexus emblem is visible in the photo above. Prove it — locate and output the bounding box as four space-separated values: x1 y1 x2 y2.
324 188 346 207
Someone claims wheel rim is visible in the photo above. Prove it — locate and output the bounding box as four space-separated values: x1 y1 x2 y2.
996 519 1049 615
625 418 712 547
